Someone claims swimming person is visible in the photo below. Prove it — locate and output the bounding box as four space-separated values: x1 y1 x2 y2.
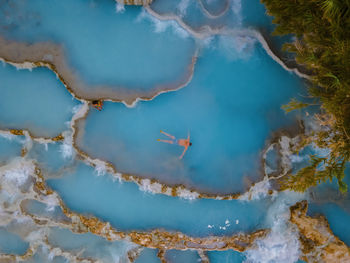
157 130 192 159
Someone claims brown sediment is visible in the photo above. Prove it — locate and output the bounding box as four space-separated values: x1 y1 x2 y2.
128 246 143 263
0 36 198 107
127 229 268 251
157 249 167 263
21 148 28 157
33 166 53 195
2 126 63 142
10 129 24 136
290 201 350 263
52 134 65 141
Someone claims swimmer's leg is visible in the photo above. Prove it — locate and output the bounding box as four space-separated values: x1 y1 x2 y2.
160 130 175 140
157 139 174 144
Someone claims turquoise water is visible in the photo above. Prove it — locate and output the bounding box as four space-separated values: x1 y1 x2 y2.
0 64 78 137
0 0 196 91
28 142 75 173
165 249 200 263
0 135 23 165
48 227 135 262
48 162 268 236
22 199 71 223
208 250 245 263
135 248 160 263
150 0 272 30
0 227 29 255
79 38 303 194
23 246 68 263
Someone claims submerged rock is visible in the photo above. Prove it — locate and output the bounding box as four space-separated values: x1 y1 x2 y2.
116 0 153 5
290 201 350 263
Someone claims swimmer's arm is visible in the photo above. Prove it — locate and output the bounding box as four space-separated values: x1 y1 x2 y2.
179 146 188 160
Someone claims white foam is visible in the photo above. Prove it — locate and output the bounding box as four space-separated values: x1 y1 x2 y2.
177 188 199 200
71 102 88 122
115 2 125 13
218 35 257 60
244 191 304 263
43 194 60 212
239 177 272 201
137 9 189 38
139 179 163 194
25 227 48 243
59 130 75 159
94 160 107 177
231 0 242 25
178 0 190 16
1 158 35 187
289 154 308 163
0 131 16 141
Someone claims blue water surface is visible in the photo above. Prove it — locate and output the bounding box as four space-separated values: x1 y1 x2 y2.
0 0 196 90
0 227 29 255
78 37 303 194
47 162 269 237
0 135 23 165
208 250 245 263
135 248 161 263
0 64 78 137
165 249 200 263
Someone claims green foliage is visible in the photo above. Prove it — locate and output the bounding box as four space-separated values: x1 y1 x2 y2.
282 155 348 193
282 98 310 113
262 0 350 192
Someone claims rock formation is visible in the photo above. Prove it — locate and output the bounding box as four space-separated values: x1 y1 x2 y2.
290 201 350 263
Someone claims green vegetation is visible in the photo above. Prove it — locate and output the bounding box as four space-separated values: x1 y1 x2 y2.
261 0 350 192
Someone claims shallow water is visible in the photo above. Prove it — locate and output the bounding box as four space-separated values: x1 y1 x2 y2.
22 199 71 223
165 249 201 263
27 141 75 173
0 227 29 255
134 248 160 263
79 37 303 194
0 135 23 165
0 0 196 92
0 64 78 137
48 162 269 236
48 227 136 262
23 246 71 263
208 250 245 263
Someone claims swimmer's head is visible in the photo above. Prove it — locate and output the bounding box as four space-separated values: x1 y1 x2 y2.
92 100 98 105
189 142 192 146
